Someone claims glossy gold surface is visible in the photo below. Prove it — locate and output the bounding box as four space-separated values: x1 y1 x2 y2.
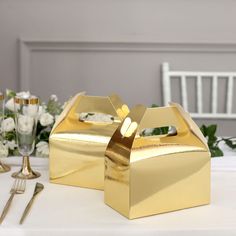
14 96 39 105
12 156 41 179
49 93 129 190
0 179 26 224
0 161 11 173
104 103 211 219
20 182 44 224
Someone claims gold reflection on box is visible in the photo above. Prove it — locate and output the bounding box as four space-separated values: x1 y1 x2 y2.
104 103 210 219
49 92 129 190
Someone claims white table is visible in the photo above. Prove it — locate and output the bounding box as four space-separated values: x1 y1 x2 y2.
0 147 236 236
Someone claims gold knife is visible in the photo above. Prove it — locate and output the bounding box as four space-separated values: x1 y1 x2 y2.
19 182 44 224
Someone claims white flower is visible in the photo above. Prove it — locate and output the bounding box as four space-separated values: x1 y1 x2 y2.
18 115 34 134
142 128 154 136
5 91 30 112
79 112 114 123
5 98 20 112
5 98 15 112
50 94 58 102
0 141 9 158
5 140 17 150
17 91 30 99
40 113 54 126
38 105 46 117
55 115 60 121
36 141 49 157
1 117 15 132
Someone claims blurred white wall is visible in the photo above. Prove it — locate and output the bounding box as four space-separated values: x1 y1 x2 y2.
0 0 236 135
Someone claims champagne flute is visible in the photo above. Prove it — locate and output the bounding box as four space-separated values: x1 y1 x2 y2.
0 92 11 173
12 94 40 179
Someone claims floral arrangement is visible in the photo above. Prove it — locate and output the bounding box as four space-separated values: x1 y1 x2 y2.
0 90 63 158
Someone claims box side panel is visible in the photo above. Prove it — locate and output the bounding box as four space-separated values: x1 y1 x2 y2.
49 138 105 190
130 151 210 219
104 156 130 218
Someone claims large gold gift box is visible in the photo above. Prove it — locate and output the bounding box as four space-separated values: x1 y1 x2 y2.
104 103 210 219
49 92 129 190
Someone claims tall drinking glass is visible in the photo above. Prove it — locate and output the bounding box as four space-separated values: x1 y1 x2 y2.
0 92 11 173
12 94 41 179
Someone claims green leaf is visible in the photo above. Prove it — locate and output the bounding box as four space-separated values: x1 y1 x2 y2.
46 99 62 116
210 146 224 157
4 131 16 141
160 126 169 134
12 149 20 156
207 124 217 137
224 139 236 149
151 128 161 135
37 131 50 142
6 89 16 98
200 124 224 157
4 110 15 118
36 122 46 135
151 104 159 108
207 136 217 146
200 125 207 136
149 126 169 136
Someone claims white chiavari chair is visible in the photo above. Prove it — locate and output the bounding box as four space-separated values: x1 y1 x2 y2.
162 62 236 119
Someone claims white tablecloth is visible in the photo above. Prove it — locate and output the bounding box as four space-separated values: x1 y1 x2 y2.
0 147 236 236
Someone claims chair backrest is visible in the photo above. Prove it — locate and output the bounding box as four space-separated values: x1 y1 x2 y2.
162 62 236 119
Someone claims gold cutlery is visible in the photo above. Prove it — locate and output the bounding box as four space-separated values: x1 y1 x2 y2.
19 182 44 224
0 178 26 224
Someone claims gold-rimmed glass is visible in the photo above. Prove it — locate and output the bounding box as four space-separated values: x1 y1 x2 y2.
0 92 11 173
12 94 40 179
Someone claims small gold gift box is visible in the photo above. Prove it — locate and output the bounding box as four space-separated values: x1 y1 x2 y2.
104 103 210 219
49 92 129 190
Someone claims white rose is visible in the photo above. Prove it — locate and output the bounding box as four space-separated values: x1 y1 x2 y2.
40 113 54 126
38 105 46 117
142 128 154 136
50 94 58 102
18 115 34 134
1 117 15 132
79 112 114 123
0 141 9 158
16 91 30 99
5 91 30 112
5 98 15 112
36 141 49 157
55 115 60 121
5 140 17 150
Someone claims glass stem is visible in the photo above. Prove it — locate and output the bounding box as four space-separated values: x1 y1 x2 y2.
21 156 33 175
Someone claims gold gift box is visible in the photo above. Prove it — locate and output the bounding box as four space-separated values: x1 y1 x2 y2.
104 103 210 219
49 92 129 190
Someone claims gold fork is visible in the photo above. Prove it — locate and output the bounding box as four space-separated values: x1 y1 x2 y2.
0 178 26 224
